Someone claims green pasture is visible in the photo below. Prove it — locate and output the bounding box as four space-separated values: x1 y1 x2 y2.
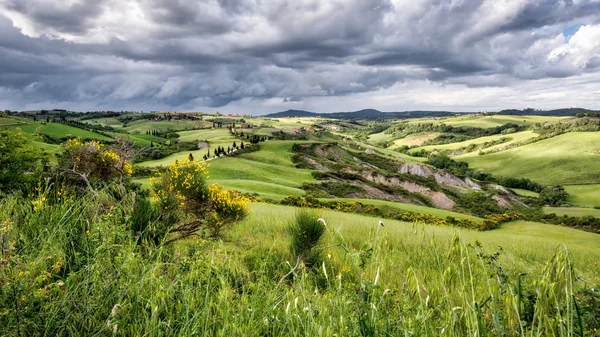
0 117 24 126
176 128 234 142
124 119 211 133
459 132 600 185
510 188 540 197
407 115 568 128
241 203 600 282
543 206 600 217
389 132 441 147
412 130 539 154
564 184 600 207
2 122 112 141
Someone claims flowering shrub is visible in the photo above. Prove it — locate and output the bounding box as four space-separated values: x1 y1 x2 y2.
150 157 249 240
280 195 520 231
58 138 134 191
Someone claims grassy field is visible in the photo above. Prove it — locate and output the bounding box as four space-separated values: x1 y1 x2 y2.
407 115 568 128
543 206 600 217
134 141 316 200
3 150 600 335
208 141 316 200
367 130 395 143
177 128 233 142
413 130 539 154
124 119 211 133
510 188 540 197
0 117 24 126
459 132 600 185
564 184 600 207
241 203 600 282
2 122 112 141
85 117 123 128
389 132 440 147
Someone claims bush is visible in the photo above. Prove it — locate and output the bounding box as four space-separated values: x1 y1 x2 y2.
288 209 326 268
0 129 45 192
539 185 569 206
150 156 249 241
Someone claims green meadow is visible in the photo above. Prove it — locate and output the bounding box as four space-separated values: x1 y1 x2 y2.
564 184 600 207
543 206 600 217
414 130 539 153
408 114 568 128
459 132 600 185
2 122 112 141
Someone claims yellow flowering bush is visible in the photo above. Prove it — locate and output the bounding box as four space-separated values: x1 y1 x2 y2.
59 138 134 191
150 157 249 240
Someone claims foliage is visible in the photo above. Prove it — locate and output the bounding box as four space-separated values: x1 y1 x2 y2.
279 195 517 230
539 185 570 206
57 138 134 191
0 129 45 192
150 156 249 240
0 187 597 335
287 209 326 268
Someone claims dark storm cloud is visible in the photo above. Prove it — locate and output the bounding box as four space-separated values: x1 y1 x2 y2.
2 0 104 35
0 0 599 111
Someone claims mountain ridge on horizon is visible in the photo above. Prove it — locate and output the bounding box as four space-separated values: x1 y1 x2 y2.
261 107 596 119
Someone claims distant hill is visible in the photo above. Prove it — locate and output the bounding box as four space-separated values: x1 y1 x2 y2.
498 108 597 116
264 107 599 119
263 109 459 119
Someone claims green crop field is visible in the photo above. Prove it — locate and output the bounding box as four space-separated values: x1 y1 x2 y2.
564 184 600 207
85 117 123 128
543 206 600 217
389 132 441 147
459 132 600 185
3 122 112 141
0 117 24 126
208 142 316 199
510 188 540 197
177 128 233 142
367 130 395 143
413 130 539 154
408 115 568 128
124 119 211 133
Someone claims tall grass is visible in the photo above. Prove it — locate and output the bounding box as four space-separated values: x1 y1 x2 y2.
0 188 597 336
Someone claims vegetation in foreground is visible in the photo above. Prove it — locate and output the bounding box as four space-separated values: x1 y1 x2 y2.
1 188 599 336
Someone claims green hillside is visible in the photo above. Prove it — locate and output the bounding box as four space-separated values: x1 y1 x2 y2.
2 122 112 141
459 132 600 185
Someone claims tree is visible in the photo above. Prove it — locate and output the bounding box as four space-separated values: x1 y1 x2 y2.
240 142 245 149
233 141 237 149
0 129 44 191
188 153 194 161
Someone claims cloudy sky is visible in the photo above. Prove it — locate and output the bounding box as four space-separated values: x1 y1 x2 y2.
1 0 600 114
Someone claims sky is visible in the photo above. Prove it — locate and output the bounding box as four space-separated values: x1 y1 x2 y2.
1 0 600 115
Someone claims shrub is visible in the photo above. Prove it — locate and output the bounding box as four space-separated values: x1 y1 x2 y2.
150 156 249 241
0 129 45 192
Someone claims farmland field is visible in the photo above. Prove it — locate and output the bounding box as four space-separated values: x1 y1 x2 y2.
543 206 600 217
407 115 568 128
2 122 112 141
459 132 600 185
413 130 539 154
564 184 600 207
